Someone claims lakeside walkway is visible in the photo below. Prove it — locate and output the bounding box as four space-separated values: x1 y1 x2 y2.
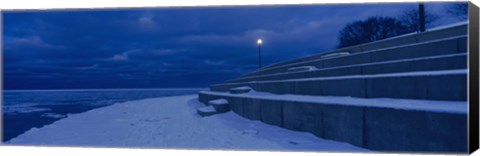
7 95 368 152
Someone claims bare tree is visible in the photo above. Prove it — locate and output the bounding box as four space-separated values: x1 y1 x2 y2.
446 3 468 20
398 6 439 33
337 16 409 48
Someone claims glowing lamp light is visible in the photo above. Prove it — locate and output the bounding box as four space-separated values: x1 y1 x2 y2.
257 38 262 68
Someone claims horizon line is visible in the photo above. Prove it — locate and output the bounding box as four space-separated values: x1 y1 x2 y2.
2 87 209 92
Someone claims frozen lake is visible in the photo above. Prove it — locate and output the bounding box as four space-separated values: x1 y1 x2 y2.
2 88 203 141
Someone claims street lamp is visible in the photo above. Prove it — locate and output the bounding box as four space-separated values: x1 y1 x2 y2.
418 3 426 32
257 38 262 69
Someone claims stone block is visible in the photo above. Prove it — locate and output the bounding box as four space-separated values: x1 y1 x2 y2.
282 102 323 137
320 78 366 98
260 100 284 127
424 74 467 101
209 99 230 113
321 66 363 77
241 98 262 120
457 37 467 53
369 46 414 63
229 97 244 116
197 106 217 117
322 104 365 147
364 107 467 152
366 76 426 99
321 52 371 68
412 54 467 72
412 38 459 58
361 35 417 52
416 25 467 42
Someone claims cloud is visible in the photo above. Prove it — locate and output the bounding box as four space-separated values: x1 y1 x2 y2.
7 36 66 49
175 34 246 45
3 3 459 89
111 52 129 61
138 17 156 28
204 60 224 65
152 48 186 56
174 18 341 48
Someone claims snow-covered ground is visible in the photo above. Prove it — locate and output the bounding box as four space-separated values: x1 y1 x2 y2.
7 95 368 152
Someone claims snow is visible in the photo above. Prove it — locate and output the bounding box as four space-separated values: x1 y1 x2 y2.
427 21 468 32
242 22 467 78
320 52 350 58
223 69 466 85
287 66 317 71
209 99 228 105
230 86 252 90
197 105 216 113
3 104 51 115
229 86 253 94
275 69 466 83
236 53 466 81
41 113 67 119
6 95 368 152
200 91 467 114
244 35 466 76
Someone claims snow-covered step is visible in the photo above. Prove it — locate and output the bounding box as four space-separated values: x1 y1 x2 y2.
198 90 467 152
320 51 350 58
229 53 466 83
196 106 217 117
241 23 467 78
199 23 468 153
208 99 230 113
239 35 466 78
229 86 252 94
213 69 467 101
287 66 318 72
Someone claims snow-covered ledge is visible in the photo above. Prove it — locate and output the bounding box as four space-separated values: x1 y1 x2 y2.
198 90 467 152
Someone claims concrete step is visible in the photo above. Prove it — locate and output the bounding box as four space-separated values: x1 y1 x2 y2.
287 66 318 72
208 99 230 113
198 90 467 152
212 69 467 101
250 23 467 76
239 35 466 79
229 86 253 94
229 53 466 83
196 106 217 117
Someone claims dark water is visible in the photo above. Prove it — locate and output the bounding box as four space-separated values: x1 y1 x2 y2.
2 88 203 142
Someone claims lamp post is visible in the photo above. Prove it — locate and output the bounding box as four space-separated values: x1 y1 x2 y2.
257 38 262 69
418 3 426 32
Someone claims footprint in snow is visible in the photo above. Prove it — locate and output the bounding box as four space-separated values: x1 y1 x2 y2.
288 140 299 145
288 140 310 145
242 130 258 135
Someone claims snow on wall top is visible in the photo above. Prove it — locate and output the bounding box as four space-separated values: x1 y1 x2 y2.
200 90 467 114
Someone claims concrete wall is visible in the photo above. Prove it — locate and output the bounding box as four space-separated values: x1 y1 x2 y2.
247 24 467 77
365 74 467 101
231 54 466 83
200 23 469 153
364 107 467 152
212 73 467 101
238 36 466 79
197 92 468 152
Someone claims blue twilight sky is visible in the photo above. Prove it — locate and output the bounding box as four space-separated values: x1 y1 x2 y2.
2 2 467 89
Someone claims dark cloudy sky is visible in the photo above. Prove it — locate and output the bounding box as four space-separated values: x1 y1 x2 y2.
2 2 467 89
